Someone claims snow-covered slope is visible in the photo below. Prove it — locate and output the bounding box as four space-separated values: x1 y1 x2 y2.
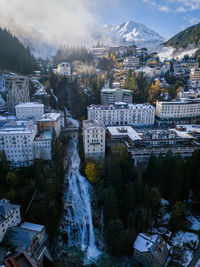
158 46 198 61
101 20 164 50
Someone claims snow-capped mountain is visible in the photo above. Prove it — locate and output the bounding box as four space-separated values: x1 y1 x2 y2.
97 20 164 50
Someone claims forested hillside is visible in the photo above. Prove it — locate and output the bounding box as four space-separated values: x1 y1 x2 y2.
165 23 200 49
0 28 37 74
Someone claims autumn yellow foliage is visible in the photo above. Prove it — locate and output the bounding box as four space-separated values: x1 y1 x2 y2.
85 162 99 183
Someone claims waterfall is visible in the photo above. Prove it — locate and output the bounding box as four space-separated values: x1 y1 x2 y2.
62 112 100 259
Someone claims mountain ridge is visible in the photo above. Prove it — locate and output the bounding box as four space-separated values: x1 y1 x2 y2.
165 22 200 49
99 20 164 50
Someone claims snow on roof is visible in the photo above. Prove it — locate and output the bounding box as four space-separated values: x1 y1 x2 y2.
0 120 36 135
101 88 132 93
15 102 44 108
38 113 61 122
0 116 7 121
20 222 45 232
83 119 105 129
107 126 142 141
172 124 200 139
88 103 154 110
133 233 158 252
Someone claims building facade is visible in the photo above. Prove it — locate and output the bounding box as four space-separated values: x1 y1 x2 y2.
181 60 199 70
57 62 71 76
37 113 61 137
101 88 133 104
6 75 30 113
87 102 155 126
0 120 37 165
83 119 106 159
190 68 200 87
0 199 21 241
156 99 200 125
123 56 139 69
15 102 44 120
33 131 52 160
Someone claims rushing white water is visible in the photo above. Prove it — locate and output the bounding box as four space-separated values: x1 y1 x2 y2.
63 113 100 259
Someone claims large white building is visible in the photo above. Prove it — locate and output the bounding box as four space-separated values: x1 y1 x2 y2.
15 102 44 120
156 99 200 125
101 88 133 104
87 102 155 126
6 75 30 113
0 199 21 241
83 119 106 159
0 120 37 165
33 130 52 160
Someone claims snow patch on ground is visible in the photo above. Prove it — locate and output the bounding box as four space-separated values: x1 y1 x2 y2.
175 48 198 61
51 89 58 102
171 231 199 266
31 79 47 96
188 216 200 231
171 232 199 248
158 47 175 61
158 46 198 61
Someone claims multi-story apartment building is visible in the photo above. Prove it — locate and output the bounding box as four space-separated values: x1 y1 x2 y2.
156 99 200 125
101 88 133 104
83 119 106 159
57 62 71 76
37 113 61 137
33 130 52 160
181 60 199 70
87 102 155 126
173 63 185 77
190 68 200 87
123 56 139 69
0 199 21 241
0 120 37 165
6 75 30 113
15 102 44 120
107 126 200 166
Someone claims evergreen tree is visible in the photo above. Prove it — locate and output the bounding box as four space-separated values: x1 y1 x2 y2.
0 28 37 73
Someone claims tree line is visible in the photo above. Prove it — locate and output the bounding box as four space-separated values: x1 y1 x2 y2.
0 132 67 241
0 28 37 74
84 146 200 258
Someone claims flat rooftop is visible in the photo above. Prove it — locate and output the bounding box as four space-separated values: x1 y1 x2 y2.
107 126 142 141
15 102 44 108
101 88 132 93
38 113 61 122
20 222 45 233
35 130 52 140
172 124 200 139
83 119 105 129
88 102 154 110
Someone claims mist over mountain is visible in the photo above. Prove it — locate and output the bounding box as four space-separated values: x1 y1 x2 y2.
0 18 164 57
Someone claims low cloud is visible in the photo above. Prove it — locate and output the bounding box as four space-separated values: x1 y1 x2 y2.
0 0 104 48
